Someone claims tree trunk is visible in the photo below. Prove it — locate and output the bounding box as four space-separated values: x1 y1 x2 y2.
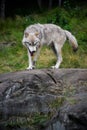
49 0 53 9
0 0 6 19
37 0 42 10
58 0 62 7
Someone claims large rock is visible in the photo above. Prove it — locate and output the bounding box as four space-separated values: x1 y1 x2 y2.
0 69 87 130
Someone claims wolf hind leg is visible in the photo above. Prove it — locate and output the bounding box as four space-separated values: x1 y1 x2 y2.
51 43 63 69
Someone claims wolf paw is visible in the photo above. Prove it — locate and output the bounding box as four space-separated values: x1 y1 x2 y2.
26 67 33 70
51 66 58 69
26 66 35 70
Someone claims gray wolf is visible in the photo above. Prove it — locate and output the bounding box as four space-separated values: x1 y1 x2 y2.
22 23 78 70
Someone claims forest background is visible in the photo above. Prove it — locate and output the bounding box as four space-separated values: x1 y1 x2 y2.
0 0 87 73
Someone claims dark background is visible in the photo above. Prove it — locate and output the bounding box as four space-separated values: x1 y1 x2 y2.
0 0 86 18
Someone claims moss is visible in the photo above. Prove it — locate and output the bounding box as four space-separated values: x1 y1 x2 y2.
2 113 49 129
66 98 77 105
49 96 65 109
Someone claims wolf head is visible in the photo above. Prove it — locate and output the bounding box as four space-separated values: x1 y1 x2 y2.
22 32 40 56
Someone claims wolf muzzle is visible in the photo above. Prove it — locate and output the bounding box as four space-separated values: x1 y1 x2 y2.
25 42 37 56
29 50 36 56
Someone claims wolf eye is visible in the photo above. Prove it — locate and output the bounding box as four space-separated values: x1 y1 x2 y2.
28 42 32 45
34 41 38 45
25 42 31 46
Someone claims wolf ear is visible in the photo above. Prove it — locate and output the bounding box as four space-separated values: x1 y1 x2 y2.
35 32 39 37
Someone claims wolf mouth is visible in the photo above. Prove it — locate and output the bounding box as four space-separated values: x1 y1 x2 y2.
29 50 36 56
25 42 36 56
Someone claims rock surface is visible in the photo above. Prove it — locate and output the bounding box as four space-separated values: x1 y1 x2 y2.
0 69 87 130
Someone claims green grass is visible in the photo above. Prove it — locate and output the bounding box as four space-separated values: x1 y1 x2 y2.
0 7 87 73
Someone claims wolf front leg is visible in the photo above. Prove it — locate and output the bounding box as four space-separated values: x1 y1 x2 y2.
26 50 34 70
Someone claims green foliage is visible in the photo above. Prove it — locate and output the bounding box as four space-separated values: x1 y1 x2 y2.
49 96 65 109
44 8 70 28
4 113 49 129
31 113 49 126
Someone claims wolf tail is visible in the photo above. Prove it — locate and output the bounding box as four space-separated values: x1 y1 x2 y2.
65 30 78 52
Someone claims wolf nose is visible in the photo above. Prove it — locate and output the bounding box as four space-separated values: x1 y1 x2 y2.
30 51 36 56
